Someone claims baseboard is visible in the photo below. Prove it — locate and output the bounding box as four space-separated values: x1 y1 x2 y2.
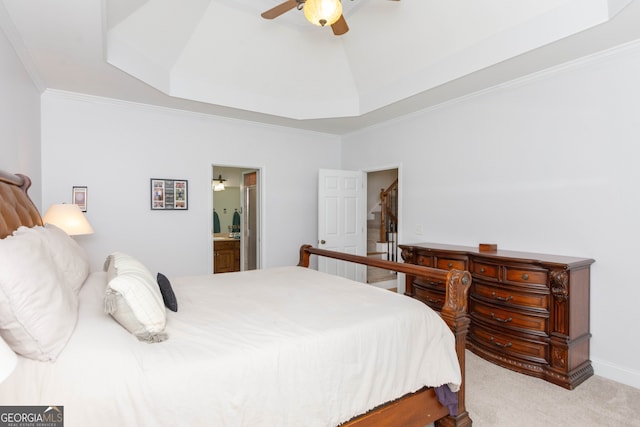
592 358 640 390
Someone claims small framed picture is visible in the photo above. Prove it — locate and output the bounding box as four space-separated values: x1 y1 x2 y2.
150 179 188 210
72 186 88 212
173 180 188 210
151 179 166 210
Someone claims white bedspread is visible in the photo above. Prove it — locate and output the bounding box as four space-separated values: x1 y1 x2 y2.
0 266 461 427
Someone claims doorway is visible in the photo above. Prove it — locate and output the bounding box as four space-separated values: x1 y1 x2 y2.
212 165 262 273
366 168 399 290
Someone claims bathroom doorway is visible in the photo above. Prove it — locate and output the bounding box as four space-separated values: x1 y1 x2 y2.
212 165 262 273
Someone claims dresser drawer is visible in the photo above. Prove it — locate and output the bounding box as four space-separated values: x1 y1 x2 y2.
412 285 445 310
470 324 548 364
504 266 548 286
436 257 466 270
415 254 433 267
473 281 549 311
471 260 500 280
413 275 446 289
470 298 548 335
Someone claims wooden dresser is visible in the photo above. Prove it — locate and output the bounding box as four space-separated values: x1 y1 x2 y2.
399 242 594 389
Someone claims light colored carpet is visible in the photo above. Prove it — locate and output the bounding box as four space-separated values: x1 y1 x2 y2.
464 350 640 426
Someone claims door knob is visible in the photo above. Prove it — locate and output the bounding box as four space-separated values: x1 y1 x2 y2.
320 240 326 244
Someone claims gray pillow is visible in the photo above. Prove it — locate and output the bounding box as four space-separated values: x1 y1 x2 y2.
157 273 178 312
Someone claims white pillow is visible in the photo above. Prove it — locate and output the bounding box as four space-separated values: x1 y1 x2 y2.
103 252 167 343
104 251 153 279
0 230 79 361
14 224 90 295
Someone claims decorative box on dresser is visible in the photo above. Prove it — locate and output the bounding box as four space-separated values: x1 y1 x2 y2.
399 242 594 390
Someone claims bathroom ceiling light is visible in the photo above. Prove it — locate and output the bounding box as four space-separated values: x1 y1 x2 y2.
213 174 226 191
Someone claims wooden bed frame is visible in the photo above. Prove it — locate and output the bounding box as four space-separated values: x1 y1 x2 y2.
0 170 473 427
299 246 473 427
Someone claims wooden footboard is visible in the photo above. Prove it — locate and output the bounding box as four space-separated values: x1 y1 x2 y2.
298 245 472 427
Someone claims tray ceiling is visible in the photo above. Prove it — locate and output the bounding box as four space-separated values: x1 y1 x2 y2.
1 0 639 133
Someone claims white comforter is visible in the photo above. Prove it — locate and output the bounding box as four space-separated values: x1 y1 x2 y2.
0 266 461 427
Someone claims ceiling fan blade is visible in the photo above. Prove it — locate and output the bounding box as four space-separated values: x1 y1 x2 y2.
261 0 299 19
331 15 349 36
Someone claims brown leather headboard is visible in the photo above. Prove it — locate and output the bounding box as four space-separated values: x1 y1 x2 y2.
0 170 43 239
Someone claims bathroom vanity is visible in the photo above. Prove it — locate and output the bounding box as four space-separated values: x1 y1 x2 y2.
213 237 240 273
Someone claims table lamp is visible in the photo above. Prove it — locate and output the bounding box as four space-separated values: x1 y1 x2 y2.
42 203 94 235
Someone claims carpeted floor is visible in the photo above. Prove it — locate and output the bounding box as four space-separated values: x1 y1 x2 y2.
464 351 640 426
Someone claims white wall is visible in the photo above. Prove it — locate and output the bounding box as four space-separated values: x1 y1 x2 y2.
342 42 640 389
0 24 41 207
40 91 341 276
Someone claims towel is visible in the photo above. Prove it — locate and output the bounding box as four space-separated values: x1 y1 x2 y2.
213 211 221 233
232 211 240 227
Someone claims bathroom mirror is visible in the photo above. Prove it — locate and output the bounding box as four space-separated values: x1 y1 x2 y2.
213 186 240 234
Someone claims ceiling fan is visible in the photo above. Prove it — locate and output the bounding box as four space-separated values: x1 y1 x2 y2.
261 0 349 36
261 0 400 36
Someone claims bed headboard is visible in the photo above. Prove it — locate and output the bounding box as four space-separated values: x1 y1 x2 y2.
0 170 43 239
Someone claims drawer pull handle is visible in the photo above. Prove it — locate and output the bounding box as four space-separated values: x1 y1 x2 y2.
490 337 513 348
447 262 453 268
490 313 512 323
522 273 529 280
479 267 485 273
491 292 513 302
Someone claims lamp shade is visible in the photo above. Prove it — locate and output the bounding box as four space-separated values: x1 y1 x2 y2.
304 0 342 27
42 204 94 236
0 337 17 383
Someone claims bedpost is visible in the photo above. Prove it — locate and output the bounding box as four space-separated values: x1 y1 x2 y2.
297 244 312 267
437 269 473 427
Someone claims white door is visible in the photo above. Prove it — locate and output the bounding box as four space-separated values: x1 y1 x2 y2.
318 169 366 282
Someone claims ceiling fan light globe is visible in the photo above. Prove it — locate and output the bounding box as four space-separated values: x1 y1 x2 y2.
304 0 342 27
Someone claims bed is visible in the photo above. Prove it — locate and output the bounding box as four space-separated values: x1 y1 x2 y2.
0 170 472 427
